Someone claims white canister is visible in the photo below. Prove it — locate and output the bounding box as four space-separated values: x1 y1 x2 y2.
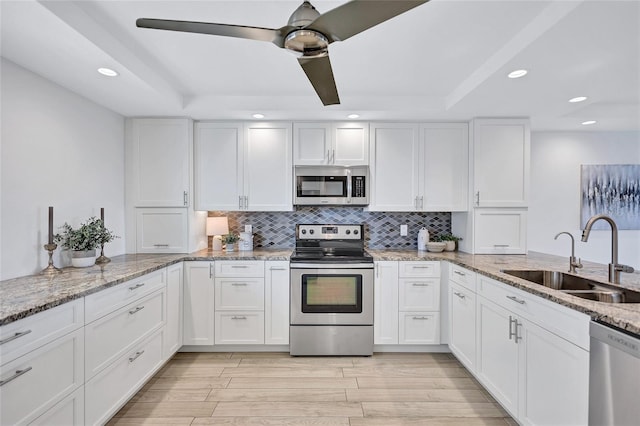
238 232 254 251
417 227 429 251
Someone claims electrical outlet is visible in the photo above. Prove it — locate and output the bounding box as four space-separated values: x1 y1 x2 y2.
244 224 252 233
400 224 408 236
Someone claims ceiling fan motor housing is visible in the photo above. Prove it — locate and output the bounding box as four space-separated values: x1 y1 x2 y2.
284 30 329 57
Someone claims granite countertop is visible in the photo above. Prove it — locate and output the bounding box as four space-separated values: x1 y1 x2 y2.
2 248 639 336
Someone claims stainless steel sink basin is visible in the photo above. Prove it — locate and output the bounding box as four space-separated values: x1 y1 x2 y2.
501 270 640 303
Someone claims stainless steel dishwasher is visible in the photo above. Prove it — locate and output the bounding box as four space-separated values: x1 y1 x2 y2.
589 321 640 425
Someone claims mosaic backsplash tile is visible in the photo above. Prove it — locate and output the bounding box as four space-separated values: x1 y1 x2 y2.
209 207 451 249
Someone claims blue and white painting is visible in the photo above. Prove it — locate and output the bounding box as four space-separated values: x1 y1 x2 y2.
580 164 640 230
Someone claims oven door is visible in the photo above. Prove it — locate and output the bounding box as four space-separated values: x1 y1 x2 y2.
290 264 374 325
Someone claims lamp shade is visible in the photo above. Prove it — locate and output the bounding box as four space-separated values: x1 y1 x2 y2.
206 217 229 236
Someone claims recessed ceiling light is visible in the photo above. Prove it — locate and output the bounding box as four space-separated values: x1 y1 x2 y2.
347 114 360 119
582 120 597 125
252 113 265 119
508 69 528 79
569 96 588 103
97 67 118 77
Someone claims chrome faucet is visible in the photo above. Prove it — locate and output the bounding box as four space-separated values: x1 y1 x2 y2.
581 214 635 284
554 231 582 273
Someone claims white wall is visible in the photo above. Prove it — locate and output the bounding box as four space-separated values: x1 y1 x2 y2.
529 131 640 269
1 59 126 280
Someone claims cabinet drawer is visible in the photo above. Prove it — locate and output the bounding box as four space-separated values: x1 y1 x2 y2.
399 261 440 278
0 299 83 366
30 386 84 426
85 289 165 379
477 275 589 349
215 261 265 277
398 312 440 344
85 269 166 323
0 329 84 426
85 330 164 426
215 312 264 344
398 278 440 311
449 264 477 292
215 277 264 310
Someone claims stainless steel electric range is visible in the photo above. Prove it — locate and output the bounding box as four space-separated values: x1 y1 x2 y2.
289 224 374 356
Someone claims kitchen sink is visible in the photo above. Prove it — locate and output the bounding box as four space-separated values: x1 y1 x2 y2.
501 269 640 303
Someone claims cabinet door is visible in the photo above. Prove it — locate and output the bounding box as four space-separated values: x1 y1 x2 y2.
476 296 519 417
183 262 214 345
333 122 369 165
215 277 264 311
374 261 399 344
215 312 265 344
398 278 440 311
30 386 84 426
473 118 530 207
130 118 190 207
369 123 420 211
165 263 183 357
194 122 244 211
449 282 476 371
518 319 589 426
136 208 188 253
474 209 527 254
244 123 293 211
265 261 290 345
398 312 440 344
421 123 469 211
293 122 332 165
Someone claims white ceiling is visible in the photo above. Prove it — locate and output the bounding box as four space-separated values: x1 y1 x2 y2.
2 0 639 131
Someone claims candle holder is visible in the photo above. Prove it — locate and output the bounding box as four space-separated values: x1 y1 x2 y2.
41 243 63 275
95 244 111 265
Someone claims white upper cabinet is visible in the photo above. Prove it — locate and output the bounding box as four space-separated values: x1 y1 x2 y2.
129 118 191 207
293 122 369 166
472 118 530 207
194 122 292 211
421 123 469 211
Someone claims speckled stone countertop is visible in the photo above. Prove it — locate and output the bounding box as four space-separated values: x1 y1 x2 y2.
2 248 638 336
0 249 291 326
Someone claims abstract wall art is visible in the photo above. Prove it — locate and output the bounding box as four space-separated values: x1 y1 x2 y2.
580 164 640 230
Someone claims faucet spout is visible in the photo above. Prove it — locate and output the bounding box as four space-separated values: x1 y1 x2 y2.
581 214 634 284
555 231 582 273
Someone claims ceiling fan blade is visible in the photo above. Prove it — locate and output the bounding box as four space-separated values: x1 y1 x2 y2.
136 18 286 47
305 0 429 43
298 55 340 106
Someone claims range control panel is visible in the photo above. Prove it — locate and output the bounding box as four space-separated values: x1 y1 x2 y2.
296 224 363 240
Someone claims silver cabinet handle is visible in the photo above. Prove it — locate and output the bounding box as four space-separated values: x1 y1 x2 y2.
453 291 465 299
515 319 522 342
209 263 213 279
420 196 424 210
128 350 145 363
375 263 379 278
239 195 243 209
183 191 188 206
506 295 526 305
509 315 517 340
412 283 430 287
0 366 32 386
231 282 248 286
453 270 466 277
326 149 330 163
412 266 432 269
414 196 419 210
128 283 145 291
412 316 429 320
0 330 32 345
331 149 335 164
129 306 145 315
231 316 247 320
245 196 249 209
475 191 480 206
231 265 249 268
270 267 287 271
153 244 169 248
494 244 510 248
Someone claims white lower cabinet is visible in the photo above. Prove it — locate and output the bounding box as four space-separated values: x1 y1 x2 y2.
264 261 290 345
85 329 164 426
183 261 215 345
398 312 440 344
374 261 399 344
448 281 477 370
0 328 84 425
165 262 183 357
30 386 84 426
215 312 264 344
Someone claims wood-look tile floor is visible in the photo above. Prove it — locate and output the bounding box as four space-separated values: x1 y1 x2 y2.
108 352 516 426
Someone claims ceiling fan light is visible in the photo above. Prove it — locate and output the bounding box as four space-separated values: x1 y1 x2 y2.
569 96 588 103
347 114 360 119
582 120 597 125
97 67 118 77
252 113 265 119
284 30 328 57
508 69 528 79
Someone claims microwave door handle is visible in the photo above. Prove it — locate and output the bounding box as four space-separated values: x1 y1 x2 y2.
347 169 352 204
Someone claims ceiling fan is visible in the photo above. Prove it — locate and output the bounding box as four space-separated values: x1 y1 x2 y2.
137 1 428 106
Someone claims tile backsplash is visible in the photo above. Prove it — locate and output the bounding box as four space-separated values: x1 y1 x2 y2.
209 207 451 249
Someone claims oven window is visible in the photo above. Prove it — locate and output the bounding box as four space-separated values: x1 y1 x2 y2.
301 274 362 313
297 176 347 197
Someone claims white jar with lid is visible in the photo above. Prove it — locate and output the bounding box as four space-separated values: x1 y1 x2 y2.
238 232 253 251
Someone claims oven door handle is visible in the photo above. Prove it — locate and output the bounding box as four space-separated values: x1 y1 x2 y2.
290 263 374 269
346 168 352 204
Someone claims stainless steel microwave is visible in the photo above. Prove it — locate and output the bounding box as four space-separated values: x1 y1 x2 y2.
294 165 369 206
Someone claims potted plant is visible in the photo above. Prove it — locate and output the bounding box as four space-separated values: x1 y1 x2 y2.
223 233 240 252
55 217 118 267
439 233 463 251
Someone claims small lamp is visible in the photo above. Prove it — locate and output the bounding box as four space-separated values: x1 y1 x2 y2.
207 217 229 251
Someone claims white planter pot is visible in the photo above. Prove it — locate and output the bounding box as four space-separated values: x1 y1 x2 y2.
444 241 456 251
71 249 96 267
225 243 235 252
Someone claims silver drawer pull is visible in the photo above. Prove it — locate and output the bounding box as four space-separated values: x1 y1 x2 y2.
270 267 287 271
0 366 32 386
411 266 432 269
153 244 170 247
0 330 32 345
453 291 466 299
231 282 248 286
494 244 510 248
231 316 247 320
412 283 429 287
506 295 526 305
231 265 249 269
454 270 466 276
412 316 429 320
129 306 145 315
129 350 145 363
128 283 145 291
